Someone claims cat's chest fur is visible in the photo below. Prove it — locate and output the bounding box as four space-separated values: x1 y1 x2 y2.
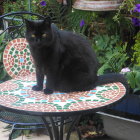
30 44 60 74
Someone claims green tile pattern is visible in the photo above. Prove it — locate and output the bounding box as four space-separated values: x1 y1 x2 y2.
3 38 35 78
0 74 126 113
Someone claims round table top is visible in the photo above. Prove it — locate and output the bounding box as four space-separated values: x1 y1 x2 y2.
0 74 126 116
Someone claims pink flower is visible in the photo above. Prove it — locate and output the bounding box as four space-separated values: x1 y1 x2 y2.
121 67 131 73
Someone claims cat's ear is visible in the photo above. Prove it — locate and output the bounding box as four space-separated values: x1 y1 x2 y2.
24 19 33 30
43 16 51 27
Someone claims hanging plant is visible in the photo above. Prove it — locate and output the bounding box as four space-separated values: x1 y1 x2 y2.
113 0 136 22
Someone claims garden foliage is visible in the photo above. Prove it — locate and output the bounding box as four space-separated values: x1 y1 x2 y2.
92 34 128 74
0 34 10 82
132 31 140 65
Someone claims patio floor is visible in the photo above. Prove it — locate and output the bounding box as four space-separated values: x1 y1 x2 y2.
0 121 117 140
0 122 80 140
0 121 49 140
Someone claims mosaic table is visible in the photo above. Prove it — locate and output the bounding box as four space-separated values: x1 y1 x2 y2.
0 74 126 140
1 38 127 140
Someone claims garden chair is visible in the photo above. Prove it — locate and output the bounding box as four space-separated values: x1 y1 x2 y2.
0 12 47 140
0 11 73 140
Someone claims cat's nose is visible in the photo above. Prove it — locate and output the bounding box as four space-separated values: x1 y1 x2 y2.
36 38 40 43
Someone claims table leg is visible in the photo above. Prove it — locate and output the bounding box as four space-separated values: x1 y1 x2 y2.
66 115 81 140
42 117 53 140
42 115 81 140
8 124 16 140
9 129 16 140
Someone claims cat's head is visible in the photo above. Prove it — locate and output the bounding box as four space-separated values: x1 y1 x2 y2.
25 17 53 48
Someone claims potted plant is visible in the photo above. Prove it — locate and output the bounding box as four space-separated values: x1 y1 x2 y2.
96 1 140 138
98 32 140 140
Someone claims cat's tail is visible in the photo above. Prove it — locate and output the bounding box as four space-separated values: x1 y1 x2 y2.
95 73 129 93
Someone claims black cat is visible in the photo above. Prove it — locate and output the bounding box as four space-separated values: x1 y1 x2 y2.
25 18 128 94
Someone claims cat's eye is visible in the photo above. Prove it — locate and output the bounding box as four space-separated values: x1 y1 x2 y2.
31 34 35 38
42 34 47 38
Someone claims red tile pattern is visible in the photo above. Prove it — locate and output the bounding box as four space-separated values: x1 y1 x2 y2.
0 81 19 91
0 74 126 114
0 95 19 106
3 38 35 78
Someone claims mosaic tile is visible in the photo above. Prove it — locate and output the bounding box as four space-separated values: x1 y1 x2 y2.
3 38 35 78
0 74 126 113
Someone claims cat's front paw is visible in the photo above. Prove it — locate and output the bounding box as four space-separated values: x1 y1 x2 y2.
32 85 43 91
44 88 53 94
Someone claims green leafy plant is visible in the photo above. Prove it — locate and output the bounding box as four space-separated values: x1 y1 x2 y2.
3 0 29 13
45 0 69 28
125 66 140 93
113 0 136 22
104 12 134 39
67 9 97 35
0 34 10 82
32 0 69 28
92 34 128 75
132 31 140 65
112 0 138 43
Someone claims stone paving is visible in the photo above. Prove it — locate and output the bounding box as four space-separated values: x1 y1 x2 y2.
0 121 117 140
0 121 49 140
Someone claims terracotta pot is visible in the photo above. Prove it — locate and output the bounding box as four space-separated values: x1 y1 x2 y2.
73 0 123 11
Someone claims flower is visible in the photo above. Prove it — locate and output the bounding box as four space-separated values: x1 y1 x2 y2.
32 1 36 4
40 1 47 6
131 4 140 26
80 19 85 27
134 4 140 13
132 17 140 26
121 67 131 73
136 4 140 8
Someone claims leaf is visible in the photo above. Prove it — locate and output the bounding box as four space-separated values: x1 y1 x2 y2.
125 72 136 89
98 64 111 75
0 68 7 80
133 65 140 72
107 52 128 72
135 72 140 88
0 33 5 43
11 130 22 139
133 88 140 93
